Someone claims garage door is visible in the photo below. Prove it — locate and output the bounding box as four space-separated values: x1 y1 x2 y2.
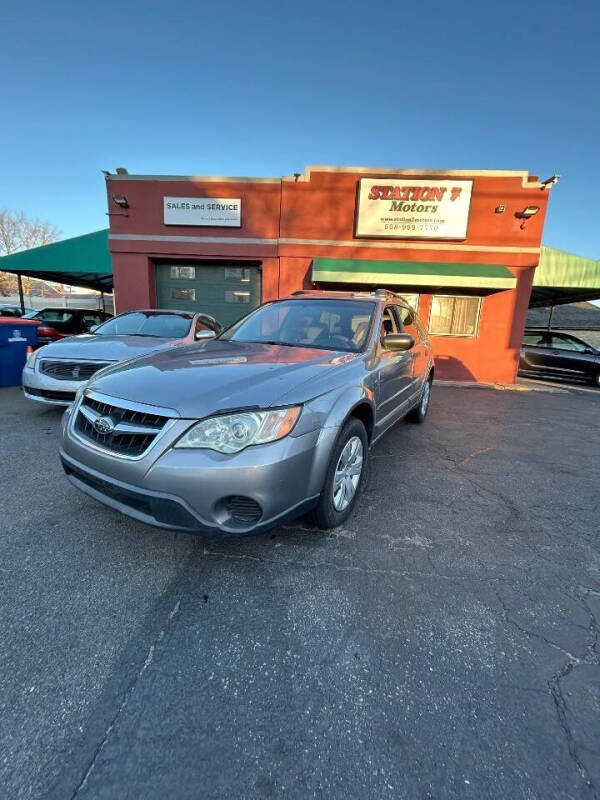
156 263 261 328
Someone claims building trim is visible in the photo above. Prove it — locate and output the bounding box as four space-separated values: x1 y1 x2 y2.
107 174 280 183
109 233 540 255
106 166 548 190
109 234 278 245
284 165 545 189
313 270 515 290
282 164 547 189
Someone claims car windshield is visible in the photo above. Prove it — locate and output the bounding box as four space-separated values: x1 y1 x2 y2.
94 311 193 338
221 299 375 352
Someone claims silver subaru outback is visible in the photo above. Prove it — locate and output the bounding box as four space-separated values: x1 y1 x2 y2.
59 290 434 535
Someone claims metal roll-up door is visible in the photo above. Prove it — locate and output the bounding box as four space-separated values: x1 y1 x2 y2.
156 263 261 328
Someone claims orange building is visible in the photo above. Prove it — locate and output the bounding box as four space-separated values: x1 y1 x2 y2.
106 165 553 383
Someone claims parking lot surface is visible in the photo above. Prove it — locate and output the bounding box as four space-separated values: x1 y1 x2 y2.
1 384 599 800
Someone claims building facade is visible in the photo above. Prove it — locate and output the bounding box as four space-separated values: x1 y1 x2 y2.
106 165 552 383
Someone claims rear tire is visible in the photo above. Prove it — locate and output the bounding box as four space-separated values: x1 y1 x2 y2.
310 418 368 530
407 373 432 424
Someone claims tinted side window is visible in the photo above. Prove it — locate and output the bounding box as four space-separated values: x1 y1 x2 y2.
522 333 546 346
551 334 587 352
82 313 104 326
380 307 399 339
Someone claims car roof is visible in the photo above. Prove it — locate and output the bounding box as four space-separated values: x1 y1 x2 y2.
281 289 405 305
115 308 198 318
34 307 107 313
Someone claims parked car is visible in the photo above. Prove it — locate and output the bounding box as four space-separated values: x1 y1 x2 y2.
22 307 113 346
0 304 36 317
59 290 434 535
519 328 600 386
23 309 222 405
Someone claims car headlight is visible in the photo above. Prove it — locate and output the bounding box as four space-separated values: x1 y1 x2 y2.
25 348 40 368
174 407 301 453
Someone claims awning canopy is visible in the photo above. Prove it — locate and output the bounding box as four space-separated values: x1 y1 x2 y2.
312 258 516 291
0 229 112 292
530 246 600 307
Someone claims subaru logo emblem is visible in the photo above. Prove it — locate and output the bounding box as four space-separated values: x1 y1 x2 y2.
93 416 115 435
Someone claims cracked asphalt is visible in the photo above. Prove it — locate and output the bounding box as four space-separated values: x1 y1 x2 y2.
0 383 599 800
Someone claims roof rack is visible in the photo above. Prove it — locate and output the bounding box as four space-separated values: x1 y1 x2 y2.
373 289 398 299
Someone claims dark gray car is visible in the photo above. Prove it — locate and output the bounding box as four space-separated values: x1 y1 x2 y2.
59 291 434 534
519 328 600 386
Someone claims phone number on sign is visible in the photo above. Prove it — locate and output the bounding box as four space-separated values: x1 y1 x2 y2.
383 223 441 232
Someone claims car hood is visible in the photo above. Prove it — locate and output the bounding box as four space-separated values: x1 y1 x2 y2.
88 340 360 417
36 334 181 362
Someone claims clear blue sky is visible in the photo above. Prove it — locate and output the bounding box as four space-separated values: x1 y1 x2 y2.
2 0 598 259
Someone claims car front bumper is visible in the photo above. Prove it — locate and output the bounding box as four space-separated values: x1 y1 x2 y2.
59 403 338 535
22 365 85 405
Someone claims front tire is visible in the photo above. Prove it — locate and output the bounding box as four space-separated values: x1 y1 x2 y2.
407 373 432 424
311 418 368 529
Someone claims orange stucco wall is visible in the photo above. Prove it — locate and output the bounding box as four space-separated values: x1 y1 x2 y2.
106 166 551 383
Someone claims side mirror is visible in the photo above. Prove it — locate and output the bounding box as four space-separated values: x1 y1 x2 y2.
195 329 216 341
89 324 99 333
383 333 415 351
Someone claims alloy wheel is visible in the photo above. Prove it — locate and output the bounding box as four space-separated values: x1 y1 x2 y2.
332 436 364 511
421 379 431 414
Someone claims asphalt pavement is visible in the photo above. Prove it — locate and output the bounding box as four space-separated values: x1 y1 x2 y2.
0 383 599 800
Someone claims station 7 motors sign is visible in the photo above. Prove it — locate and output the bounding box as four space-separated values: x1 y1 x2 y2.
355 178 473 240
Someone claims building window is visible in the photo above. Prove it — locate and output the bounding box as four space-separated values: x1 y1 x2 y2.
396 293 419 310
224 267 250 282
171 288 196 301
170 266 196 279
225 290 251 304
428 296 481 337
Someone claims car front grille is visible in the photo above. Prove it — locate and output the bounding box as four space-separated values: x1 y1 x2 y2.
40 360 111 381
74 395 170 458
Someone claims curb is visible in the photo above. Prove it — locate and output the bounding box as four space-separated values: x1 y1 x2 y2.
433 380 568 394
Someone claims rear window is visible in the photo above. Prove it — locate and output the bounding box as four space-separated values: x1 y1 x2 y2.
37 310 75 322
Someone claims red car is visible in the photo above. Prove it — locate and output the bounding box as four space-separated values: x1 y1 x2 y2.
23 308 112 346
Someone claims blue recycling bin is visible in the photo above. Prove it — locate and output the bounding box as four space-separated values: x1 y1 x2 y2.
0 317 40 387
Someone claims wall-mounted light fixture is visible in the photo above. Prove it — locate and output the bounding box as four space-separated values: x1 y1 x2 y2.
495 205 505 213
517 206 540 219
540 174 560 189
516 205 540 229
112 194 129 208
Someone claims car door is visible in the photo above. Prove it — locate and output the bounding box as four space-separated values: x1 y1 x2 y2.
398 303 430 385
519 333 554 375
548 333 597 381
374 306 415 433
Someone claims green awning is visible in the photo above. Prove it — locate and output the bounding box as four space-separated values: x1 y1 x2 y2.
312 258 516 290
530 246 600 307
0 229 112 292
